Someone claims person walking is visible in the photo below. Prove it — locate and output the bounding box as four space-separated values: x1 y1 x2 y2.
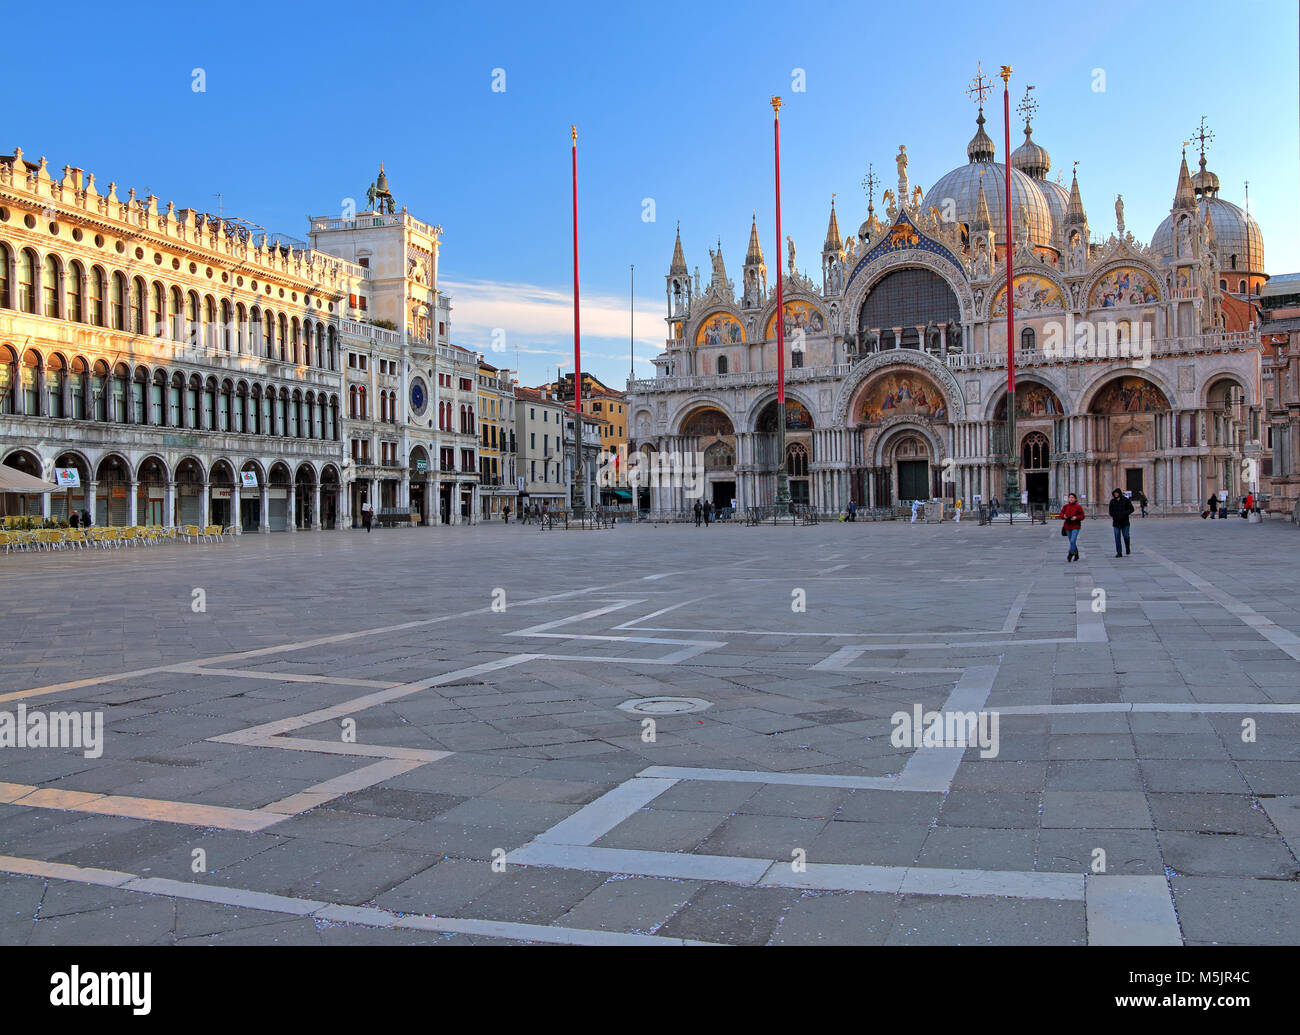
1205 494 1218 519
954 497 963 523
989 495 1000 519
1135 489 1148 518
693 500 702 527
361 496 373 533
502 504 511 524
540 502 549 529
910 499 920 523
847 499 857 522
1108 488 1134 556
69 510 79 530
1060 492 1085 562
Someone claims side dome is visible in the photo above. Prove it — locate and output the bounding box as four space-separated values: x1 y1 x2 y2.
1152 198 1265 273
1036 178 1070 232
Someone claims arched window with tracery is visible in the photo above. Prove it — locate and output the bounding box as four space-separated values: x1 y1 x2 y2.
786 441 809 477
1022 431 1050 470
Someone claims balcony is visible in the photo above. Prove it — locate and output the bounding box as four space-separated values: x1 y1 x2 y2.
945 330 1257 371
628 363 851 395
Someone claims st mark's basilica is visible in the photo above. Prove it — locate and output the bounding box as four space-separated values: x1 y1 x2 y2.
626 90 1268 514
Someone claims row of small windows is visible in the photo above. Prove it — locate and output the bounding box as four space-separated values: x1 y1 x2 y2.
0 243 338 369
0 347 340 440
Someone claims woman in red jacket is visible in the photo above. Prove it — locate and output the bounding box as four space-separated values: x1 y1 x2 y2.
1061 492 1085 562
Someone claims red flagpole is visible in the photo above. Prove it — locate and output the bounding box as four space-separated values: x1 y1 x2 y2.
571 125 583 509
1002 69 1014 399
571 126 582 421
772 98 785 407
1000 65 1019 509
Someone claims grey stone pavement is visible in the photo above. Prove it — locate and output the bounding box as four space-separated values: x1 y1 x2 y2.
0 513 1297 945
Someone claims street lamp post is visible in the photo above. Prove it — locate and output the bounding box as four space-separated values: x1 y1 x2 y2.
772 96 791 515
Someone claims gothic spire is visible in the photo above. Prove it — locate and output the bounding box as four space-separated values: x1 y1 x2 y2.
823 197 841 251
746 213 764 265
669 222 688 274
1064 164 1087 225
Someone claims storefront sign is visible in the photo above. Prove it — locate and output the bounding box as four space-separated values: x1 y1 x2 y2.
212 488 233 500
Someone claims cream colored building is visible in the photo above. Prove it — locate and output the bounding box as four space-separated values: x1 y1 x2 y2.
0 147 362 530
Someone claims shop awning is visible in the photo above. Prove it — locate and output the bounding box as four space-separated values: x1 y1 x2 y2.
607 489 633 501
0 465 60 493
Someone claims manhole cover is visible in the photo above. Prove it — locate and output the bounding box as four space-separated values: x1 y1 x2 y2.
618 696 712 715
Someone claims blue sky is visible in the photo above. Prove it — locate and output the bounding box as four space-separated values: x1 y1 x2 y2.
9 0 1297 387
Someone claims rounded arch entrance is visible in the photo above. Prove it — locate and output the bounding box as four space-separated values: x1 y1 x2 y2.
137 455 170 526
210 460 237 529
408 446 430 525
1087 374 1171 502
321 465 341 529
993 381 1066 506
851 366 952 507
755 397 815 506
174 456 206 527
267 462 292 531
2 448 46 519
52 451 90 522
239 461 265 532
294 463 317 530
679 405 738 511
96 453 132 526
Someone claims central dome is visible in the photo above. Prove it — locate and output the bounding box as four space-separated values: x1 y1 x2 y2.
921 110 1056 252
922 162 1054 251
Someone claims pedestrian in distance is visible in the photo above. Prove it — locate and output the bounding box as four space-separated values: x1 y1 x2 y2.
703 500 713 527
541 502 549 528
1109 488 1134 556
1060 492 1085 562
1135 489 1148 518
910 499 920 524
954 497 963 523
82 509 93 529
1204 495 1218 519
69 510 79 530
693 500 702 526
989 495 1000 519
847 499 857 522
361 497 373 533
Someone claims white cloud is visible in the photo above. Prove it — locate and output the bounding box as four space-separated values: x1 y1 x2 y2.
440 277 665 358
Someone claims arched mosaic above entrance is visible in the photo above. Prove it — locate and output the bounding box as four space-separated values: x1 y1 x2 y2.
858 370 948 424
1090 376 1170 413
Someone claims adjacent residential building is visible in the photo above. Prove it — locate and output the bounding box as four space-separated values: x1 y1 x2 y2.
476 357 517 519
514 385 566 510
1261 273 1300 514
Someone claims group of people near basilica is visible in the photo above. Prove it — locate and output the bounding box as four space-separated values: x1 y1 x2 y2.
1059 489 1138 562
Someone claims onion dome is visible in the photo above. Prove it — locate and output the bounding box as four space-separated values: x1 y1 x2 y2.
1010 125 1051 180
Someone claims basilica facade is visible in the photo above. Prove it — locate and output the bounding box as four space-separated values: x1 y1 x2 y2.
627 107 1268 514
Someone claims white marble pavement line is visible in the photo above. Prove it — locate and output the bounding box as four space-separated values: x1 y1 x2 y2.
0 580 632 707
1141 545 1300 662
1083 875 1183 946
506 599 728 665
992 702 1300 715
0 854 721 946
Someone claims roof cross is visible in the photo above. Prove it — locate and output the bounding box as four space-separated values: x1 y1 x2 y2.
967 62 992 107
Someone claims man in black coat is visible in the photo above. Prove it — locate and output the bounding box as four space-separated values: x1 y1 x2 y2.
1109 489 1135 557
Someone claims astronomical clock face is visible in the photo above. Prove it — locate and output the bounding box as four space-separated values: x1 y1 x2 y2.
409 376 428 417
